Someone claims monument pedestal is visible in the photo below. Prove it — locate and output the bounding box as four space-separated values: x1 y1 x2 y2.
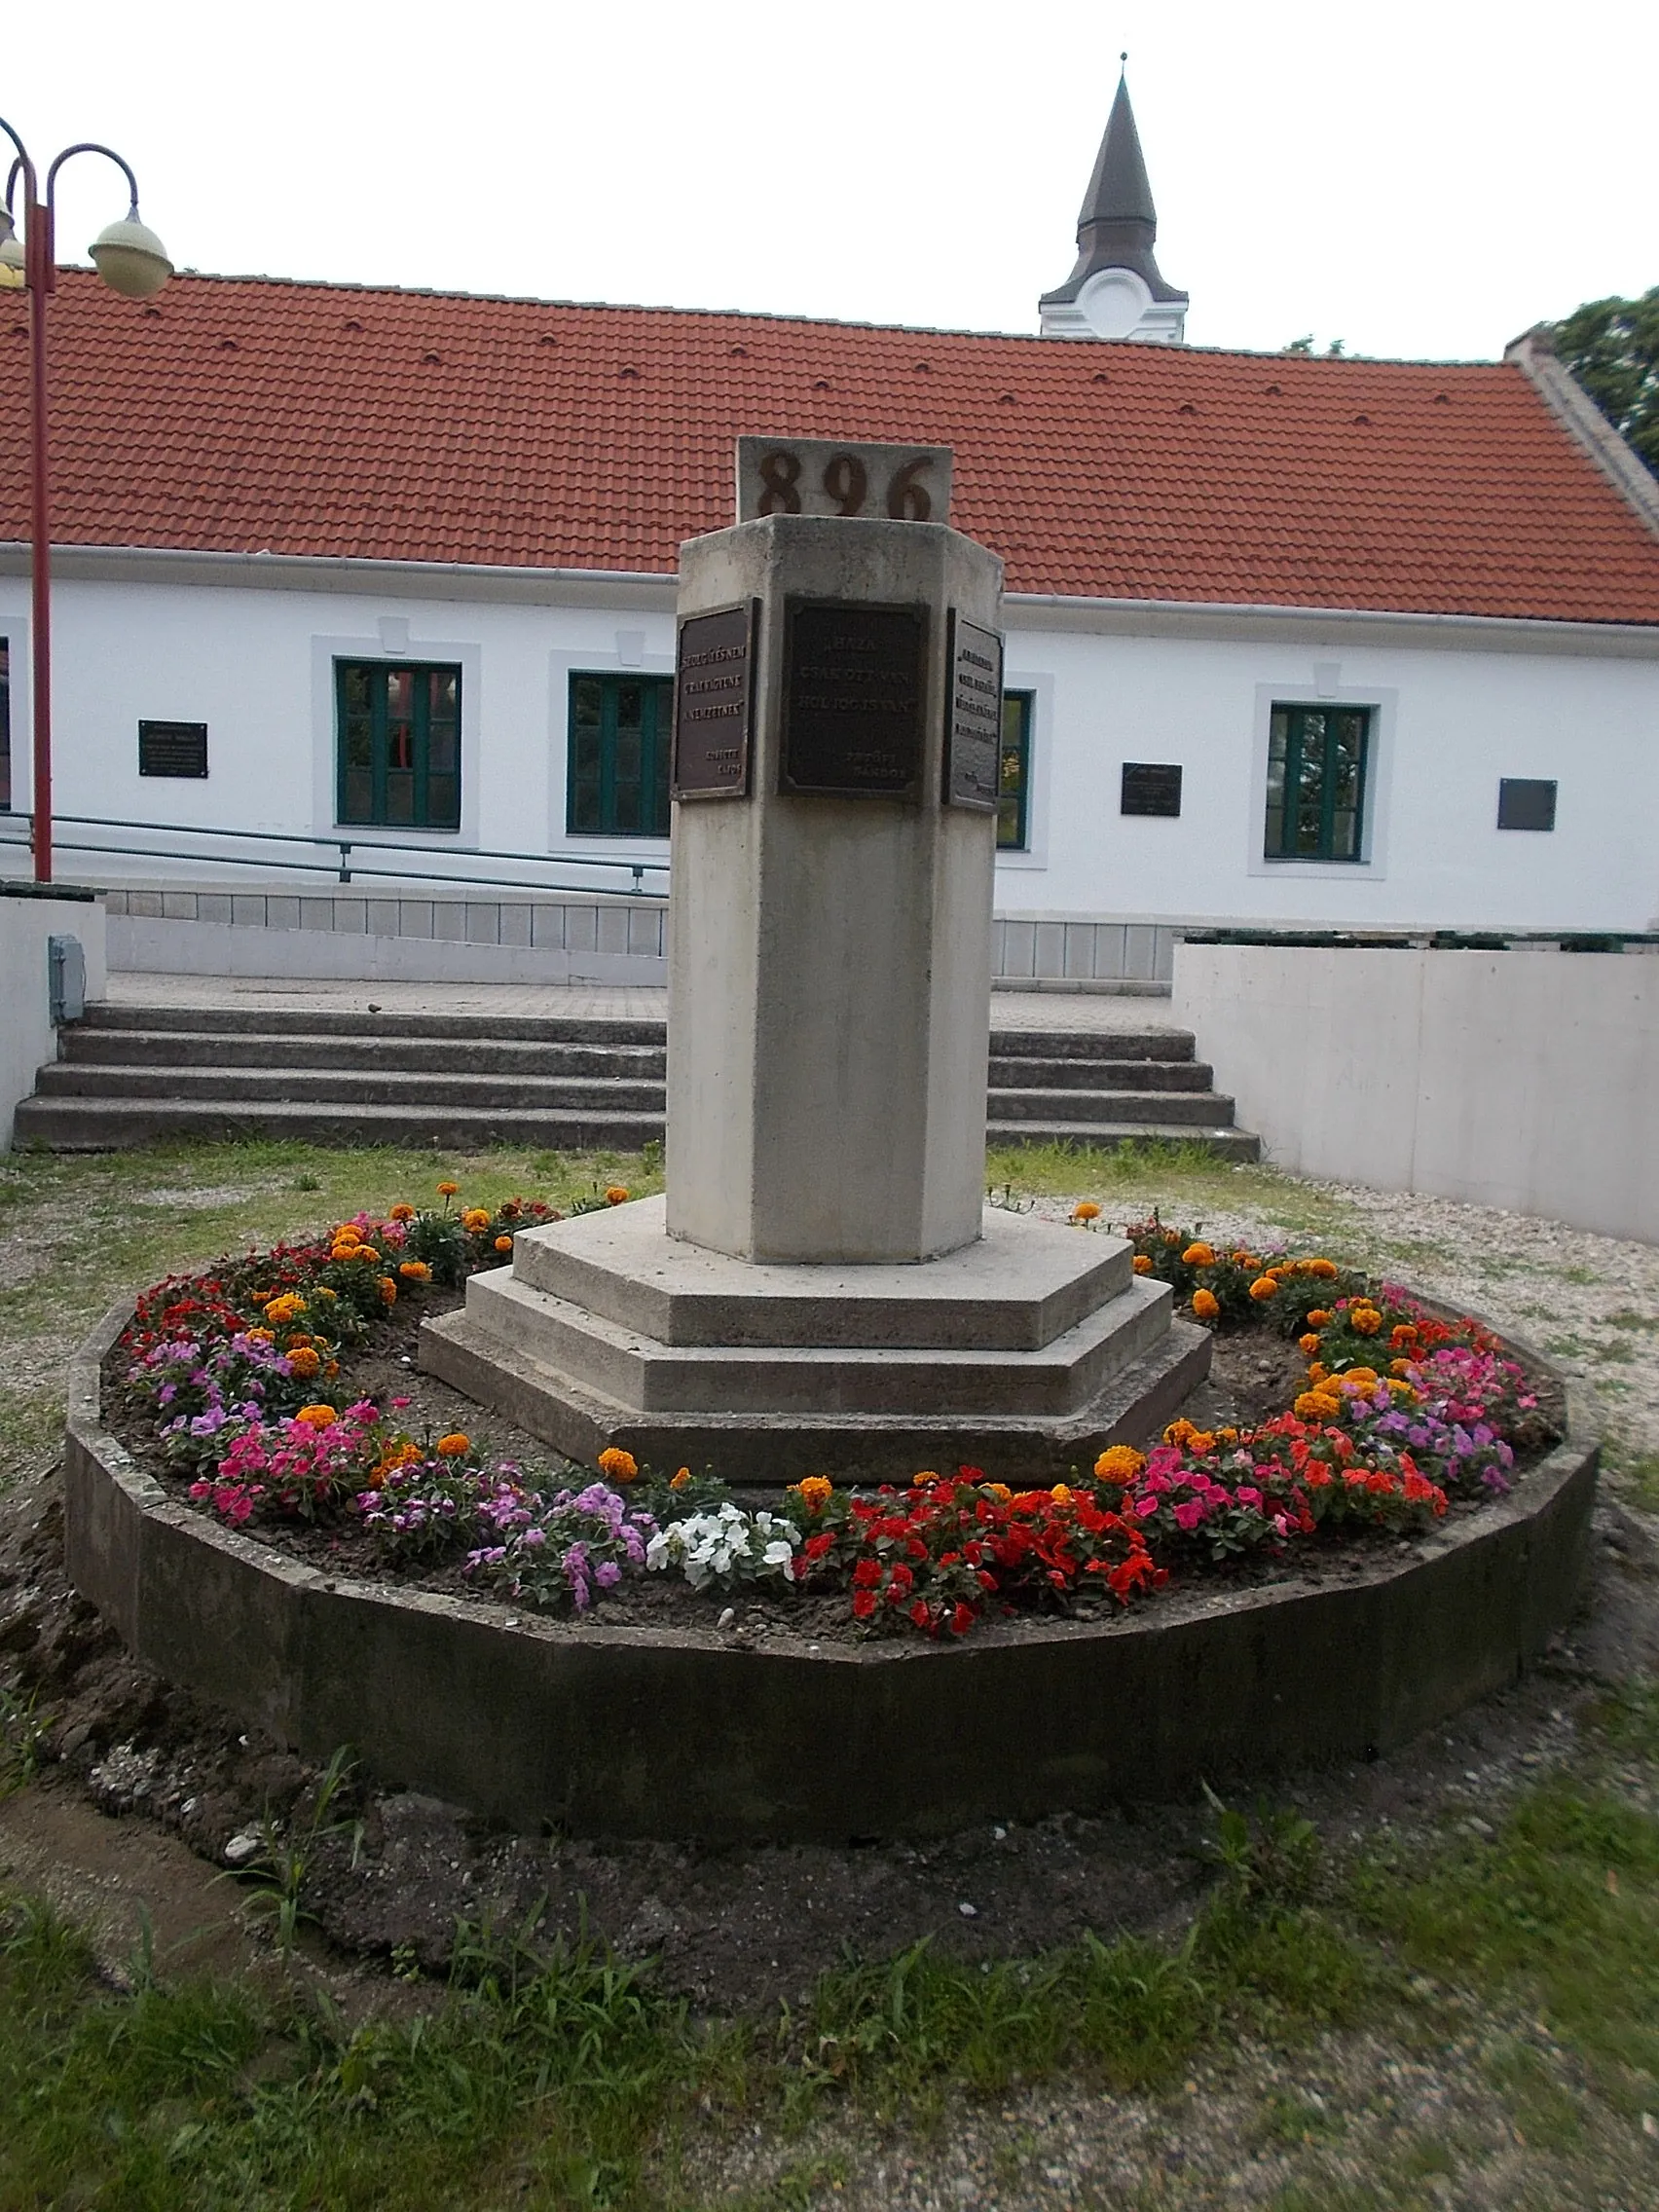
421 1196 1209 1484
422 478 1208 1481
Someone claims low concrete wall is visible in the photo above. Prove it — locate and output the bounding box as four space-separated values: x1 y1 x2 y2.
65 1294 1598 1842
97 887 1179 992
1175 940 1659 1243
0 884 107 1150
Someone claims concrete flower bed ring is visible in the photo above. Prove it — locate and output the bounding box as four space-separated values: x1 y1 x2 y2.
62 1297 1599 1844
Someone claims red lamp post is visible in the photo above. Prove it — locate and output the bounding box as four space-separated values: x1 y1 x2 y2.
0 125 171 883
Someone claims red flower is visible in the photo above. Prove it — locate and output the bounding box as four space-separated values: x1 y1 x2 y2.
949 1604 975 1636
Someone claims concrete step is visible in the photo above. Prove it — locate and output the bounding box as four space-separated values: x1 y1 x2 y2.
988 1027 1194 1062
74 1004 668 1046
61 1028 667 1078
987 1087 1237 1127
11 1095 667 1152
985 1054 1213 1092
986 1119 1261 1161
34 1063 668 1112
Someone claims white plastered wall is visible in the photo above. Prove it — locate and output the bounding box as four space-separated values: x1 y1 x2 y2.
1 568 1656 934
1174 939 1659 1242
0 890 106 1150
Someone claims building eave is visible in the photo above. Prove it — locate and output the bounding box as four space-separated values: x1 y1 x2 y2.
2 541 1656 655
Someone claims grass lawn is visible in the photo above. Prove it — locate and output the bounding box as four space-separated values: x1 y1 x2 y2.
3 1133 1657 2205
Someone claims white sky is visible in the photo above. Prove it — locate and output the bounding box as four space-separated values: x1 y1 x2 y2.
6 0 1654 361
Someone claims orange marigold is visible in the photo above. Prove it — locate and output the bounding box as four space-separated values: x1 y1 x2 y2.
1342 1367 1380 1390
1306 1258 1339 1279
461 1208 492 1234
1163 1418 1199 1448
435 1432 471 1457
495 1235 513 1253
604 1185 630 1206
436 1180 460 1198
793 1475 834 1511
1132 1254 1154 1275
1295 1389 1343 1420
1182 1241 1216 1268
1192 1287 1221 1320
1299 1332 1321 1354
1390 1323 1419 1350
398 1260 432 1282
597 1446 639 1482
389 1202 417 1222
984 1482 1013 1502
1093 1444 1146 1484
670 1467 693 1490
379 1276 397 1304
1390 1358 1415 1379
264 1293 306 1325
1051 1483 1073 1504
1308 1309 1333 1328
1072 1200 1102 1223
1308 1362 1330 1383
1349 1305 1383 1336
295 1404 337 1428
1248 1276 1278 1302
244 1327 275 1346
286 1346 322 1378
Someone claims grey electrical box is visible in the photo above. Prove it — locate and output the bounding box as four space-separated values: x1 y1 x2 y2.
48 934 86 1024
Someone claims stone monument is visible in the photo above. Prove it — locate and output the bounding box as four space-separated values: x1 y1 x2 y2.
423 439 1207 1479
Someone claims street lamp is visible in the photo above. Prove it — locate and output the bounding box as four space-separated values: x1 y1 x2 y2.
0 126 171 883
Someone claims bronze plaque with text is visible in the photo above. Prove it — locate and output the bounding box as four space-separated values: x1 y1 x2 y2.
943 612 1004 811
781 600 926 799
673 601 756 798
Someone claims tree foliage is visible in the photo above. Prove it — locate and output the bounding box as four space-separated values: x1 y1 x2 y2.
1547 286 1659 479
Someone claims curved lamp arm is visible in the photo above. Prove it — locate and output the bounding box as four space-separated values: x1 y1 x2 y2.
45 140 141 216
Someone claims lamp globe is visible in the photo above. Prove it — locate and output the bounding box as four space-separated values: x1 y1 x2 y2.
89 212 171 299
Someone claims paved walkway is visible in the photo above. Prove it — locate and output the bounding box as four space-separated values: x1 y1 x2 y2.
104 973 1180 1032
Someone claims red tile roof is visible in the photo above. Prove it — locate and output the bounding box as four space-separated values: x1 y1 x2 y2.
4 271 1659 624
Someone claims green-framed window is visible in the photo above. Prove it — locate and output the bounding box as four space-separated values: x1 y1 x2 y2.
336 661 461 830
997 691 1034 851
1265 703 1370 862
568 674 673 837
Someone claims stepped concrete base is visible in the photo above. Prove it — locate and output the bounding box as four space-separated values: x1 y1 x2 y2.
509 1195 1128 1349
420 1199 1211 1482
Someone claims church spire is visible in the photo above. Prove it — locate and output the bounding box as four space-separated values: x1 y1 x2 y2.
1040 63 1188 344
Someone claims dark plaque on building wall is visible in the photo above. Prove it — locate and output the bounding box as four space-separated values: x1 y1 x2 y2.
1121 761 1183 818
943 611 1004 811
674 601 756 798
138 720 209 779
781 600 926 799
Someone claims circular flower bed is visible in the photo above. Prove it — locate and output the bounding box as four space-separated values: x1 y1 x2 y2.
107 1188 1562 1648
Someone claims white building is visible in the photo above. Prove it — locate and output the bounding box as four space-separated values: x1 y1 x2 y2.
3 79 1658 986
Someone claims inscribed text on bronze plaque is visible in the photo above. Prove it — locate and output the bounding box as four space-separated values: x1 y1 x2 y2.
781 600 926 799
944 612 1004 811
673 601 756 798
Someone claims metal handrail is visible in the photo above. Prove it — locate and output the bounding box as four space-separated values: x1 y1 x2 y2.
0 808 671 900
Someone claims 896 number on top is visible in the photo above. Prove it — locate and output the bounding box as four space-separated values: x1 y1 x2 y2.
735 437 953 527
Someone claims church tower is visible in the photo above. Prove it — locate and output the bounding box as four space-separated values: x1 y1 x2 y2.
1040 64 1188 343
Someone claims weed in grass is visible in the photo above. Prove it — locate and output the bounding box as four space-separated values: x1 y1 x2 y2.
1562 1265 1602 1286
1351 1775 1659 2114
0 1685 53 1799
0 1881 711 2210
1485 2037 1583 2150
1608 1454 1659 1511
1604 1309 1659 1334
231 1746 363 1954
1593 1339 1638 1365
1253 2090 1345 2147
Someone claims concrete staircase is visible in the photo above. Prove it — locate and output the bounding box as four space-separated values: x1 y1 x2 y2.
15 1003 1259 1160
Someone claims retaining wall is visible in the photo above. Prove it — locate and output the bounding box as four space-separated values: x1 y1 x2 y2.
1174 938 1659 1244
65 1295 1599 1842
0 884 106 1150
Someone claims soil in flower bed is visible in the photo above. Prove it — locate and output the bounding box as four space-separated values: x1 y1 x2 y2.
97 1286 1567 1652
